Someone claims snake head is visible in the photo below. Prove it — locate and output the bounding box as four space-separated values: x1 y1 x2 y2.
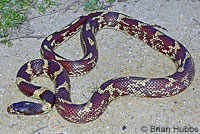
7 101 43 115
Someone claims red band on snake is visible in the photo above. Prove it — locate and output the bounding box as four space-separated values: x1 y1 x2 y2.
7 11 195 123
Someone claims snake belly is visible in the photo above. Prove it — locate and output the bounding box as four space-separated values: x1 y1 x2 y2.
7 11 195 123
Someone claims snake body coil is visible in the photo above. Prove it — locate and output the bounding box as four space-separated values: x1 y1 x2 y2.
7 11 195 123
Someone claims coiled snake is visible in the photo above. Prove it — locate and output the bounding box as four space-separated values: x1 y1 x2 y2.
7 11 195 123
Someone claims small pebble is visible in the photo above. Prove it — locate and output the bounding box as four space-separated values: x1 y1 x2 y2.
122 125 127 130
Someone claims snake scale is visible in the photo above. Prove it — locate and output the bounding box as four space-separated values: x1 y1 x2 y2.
7 11 195 123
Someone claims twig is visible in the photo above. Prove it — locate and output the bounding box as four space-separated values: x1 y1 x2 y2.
193 18 200 24
27 1 78 21
0 35 46 43
31 125 49 134
150 24 168 31
82 93 89 100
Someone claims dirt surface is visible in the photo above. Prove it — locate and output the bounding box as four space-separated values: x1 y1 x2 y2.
0 0 199 134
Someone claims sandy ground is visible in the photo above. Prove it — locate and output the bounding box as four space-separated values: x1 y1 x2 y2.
0 0 199 134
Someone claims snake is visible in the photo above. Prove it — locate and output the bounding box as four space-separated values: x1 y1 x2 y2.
7 11 195 123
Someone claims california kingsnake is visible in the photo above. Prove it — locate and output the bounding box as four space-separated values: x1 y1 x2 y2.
7 11 195 123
